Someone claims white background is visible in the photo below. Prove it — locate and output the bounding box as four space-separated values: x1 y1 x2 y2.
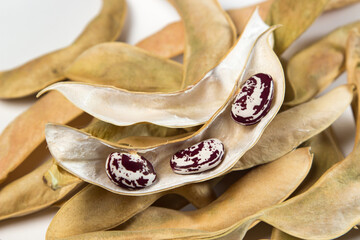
0 0 359 239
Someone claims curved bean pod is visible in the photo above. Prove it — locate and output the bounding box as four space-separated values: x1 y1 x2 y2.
44 26 285 195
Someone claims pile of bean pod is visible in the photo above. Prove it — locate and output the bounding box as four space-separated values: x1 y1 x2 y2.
1 0 360 239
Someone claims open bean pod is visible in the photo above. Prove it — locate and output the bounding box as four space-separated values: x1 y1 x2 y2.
44 25 285 196
44 85 353 238
38 10 269 128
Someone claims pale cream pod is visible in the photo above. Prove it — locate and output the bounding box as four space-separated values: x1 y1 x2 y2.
39 10 270 128
44 25 285 196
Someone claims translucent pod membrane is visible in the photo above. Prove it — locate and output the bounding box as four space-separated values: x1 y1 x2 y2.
45 25 285 196
39 10 270 128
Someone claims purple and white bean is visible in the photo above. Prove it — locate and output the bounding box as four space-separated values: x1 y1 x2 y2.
231 73 274 125
170 139 225 174
105 152 157 189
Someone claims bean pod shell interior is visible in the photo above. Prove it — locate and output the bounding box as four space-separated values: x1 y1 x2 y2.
45 22 285 196
39 11 270 128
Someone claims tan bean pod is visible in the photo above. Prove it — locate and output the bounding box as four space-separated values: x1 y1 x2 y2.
285 21 360 106
52 148 312 240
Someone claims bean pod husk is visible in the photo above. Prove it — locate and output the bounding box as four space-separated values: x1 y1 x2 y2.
44 24 285 195
38 10 270 128
169 0 236 88
52 147 312 240
0 92 84 183
267 0 329 55
45 180 217 239
346 29 360 146
271 128 344 239
0 159 82 221
256 142 360 239
45 87 353 237
234 84 354 170
285 21 360 106
192 136 360 240
138 0 355 58
64 43 184 93
0 17 187 184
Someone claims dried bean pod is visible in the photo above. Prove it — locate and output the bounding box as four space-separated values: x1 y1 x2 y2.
169 0 236 88
140 0 352 57
346 29 360 146
45 24 285 196
0 91 84 183
233 84 353 170
0 159 82 221
45 180 217 239
271 128 344 239
221 140 360 240
267 0 329 55
170 139 224 174
285 21 360 106
39 11 269 128
98 148 313 238
106 152 157 189
46 148 312 240
231 73 274 125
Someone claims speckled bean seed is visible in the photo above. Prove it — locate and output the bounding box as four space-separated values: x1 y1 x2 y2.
170 139 224 174
106 152 157 189
231 73 274 125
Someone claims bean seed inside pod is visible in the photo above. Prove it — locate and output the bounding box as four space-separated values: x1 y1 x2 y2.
105 152 157 189
231 73 274 125
170 139 225 174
